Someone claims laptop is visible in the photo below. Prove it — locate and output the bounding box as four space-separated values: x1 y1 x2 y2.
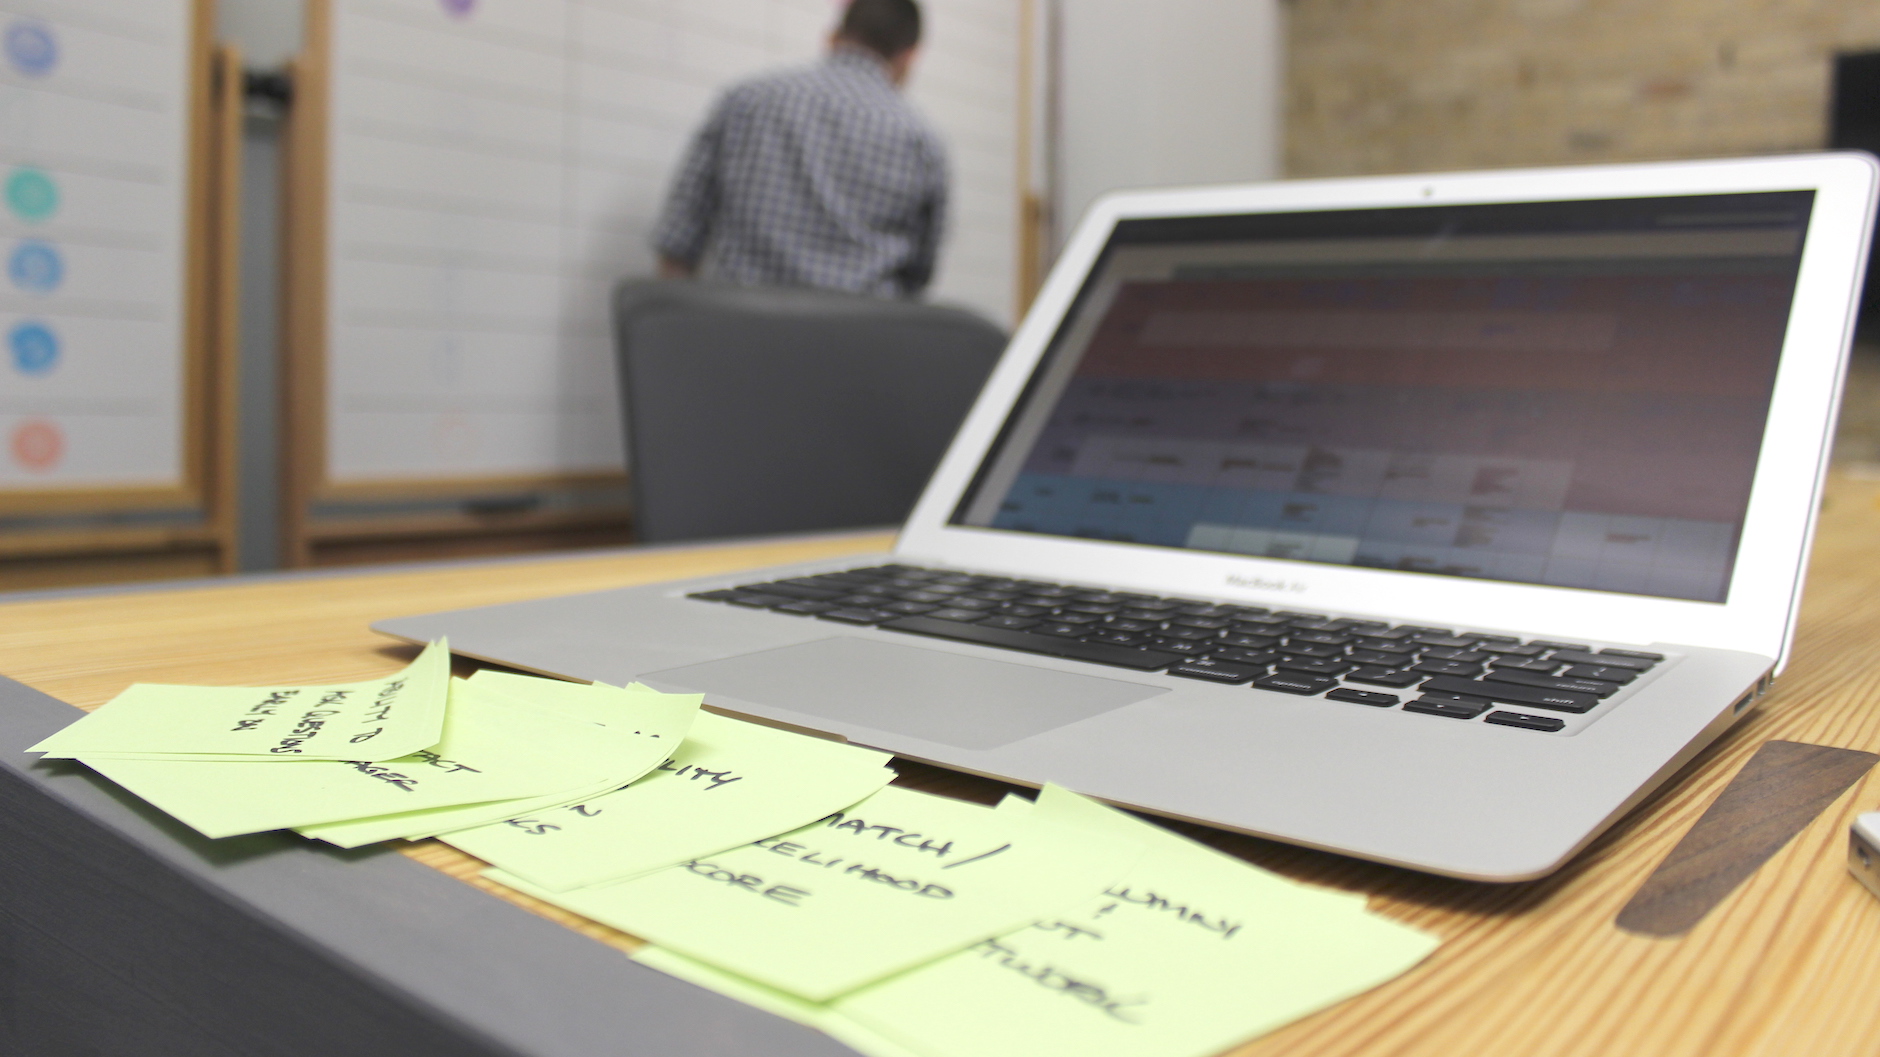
377 154 1878 881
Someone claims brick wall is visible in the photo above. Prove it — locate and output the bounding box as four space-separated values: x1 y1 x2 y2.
1286 0 1880 176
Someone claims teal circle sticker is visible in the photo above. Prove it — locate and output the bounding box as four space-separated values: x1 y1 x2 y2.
6 168 58 222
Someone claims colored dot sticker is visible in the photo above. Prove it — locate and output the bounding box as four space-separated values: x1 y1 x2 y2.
9 320 59 375
6 167 58 223
439 0 476 18
8 240 62 292
4 20 57 77
10 418 63 471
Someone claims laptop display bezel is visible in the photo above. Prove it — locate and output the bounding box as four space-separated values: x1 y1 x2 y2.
897 154 1878 668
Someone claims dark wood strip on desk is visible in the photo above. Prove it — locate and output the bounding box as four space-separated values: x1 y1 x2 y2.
5 486 1880 1056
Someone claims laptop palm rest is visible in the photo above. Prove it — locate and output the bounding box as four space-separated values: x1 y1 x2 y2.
640 637 1167 750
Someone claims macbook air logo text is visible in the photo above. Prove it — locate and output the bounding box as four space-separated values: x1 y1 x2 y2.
1225 574 1308 594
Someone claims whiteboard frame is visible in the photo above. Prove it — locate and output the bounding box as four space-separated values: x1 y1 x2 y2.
280 0 630 567
0 0 231 524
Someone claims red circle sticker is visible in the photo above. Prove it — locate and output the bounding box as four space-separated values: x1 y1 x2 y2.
11 418 63 470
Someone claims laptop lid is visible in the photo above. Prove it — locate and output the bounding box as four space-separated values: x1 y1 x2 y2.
900 154 1878 668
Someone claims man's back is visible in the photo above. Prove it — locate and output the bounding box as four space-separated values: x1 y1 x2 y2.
653 48 948 298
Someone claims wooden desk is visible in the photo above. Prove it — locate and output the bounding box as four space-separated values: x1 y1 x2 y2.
6 484 1880 1057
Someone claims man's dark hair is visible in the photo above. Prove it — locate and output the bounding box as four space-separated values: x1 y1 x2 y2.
838 0 922 59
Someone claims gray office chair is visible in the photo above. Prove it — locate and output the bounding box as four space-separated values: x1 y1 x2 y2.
613 280 1007 544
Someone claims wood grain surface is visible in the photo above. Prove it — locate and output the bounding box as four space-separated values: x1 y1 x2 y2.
1616 741 1877 937
6 478 1880 1057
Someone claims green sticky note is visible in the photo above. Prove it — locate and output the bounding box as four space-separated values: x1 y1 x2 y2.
444 710 894 889
488 783 1141 1002
834 792 1438 1057
633 946 930 1057
80 679 652 839
296 678 702 848
28 641 451 763
634 790 1434 1057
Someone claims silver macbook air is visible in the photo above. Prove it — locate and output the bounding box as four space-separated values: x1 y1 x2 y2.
378 154 1877 881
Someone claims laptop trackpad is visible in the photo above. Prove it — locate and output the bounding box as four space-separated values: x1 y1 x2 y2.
641 637 1168 750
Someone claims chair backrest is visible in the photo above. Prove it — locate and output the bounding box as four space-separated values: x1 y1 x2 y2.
614 280 1007 544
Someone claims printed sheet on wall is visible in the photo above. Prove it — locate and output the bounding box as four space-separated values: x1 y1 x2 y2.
323 0 1017 487
0 0 195 495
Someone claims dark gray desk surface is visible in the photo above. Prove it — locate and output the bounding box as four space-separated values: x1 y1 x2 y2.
0 675 858 1057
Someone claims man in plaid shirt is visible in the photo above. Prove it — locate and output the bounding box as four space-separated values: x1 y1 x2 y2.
652 0 947 299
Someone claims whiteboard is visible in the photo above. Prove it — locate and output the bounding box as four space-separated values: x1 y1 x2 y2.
322 0 1017 487
0 0 194 491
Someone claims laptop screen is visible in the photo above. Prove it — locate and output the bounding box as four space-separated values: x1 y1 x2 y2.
951 191 1816 604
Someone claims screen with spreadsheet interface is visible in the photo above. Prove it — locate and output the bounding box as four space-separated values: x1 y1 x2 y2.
951 192 1815 603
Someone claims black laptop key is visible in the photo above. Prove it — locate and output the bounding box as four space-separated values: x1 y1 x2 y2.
1281 642 1344 659
1326 688 1399 707
1148 639 1213 655
1490 657 1561 673
687 589 744 602
896 590 955 604
1252 673 1338 695
727 592 794 608
998 604 1051 617
1176 605 1241 618
1211 647 1278 665
880 601 939 615
1351 637 1416 654
1601 648 1665 661
817 607 896 625
1410 660 1485 677
879 616 1179 671
1117 608 1169 621
927 607 989 622
1052 612 1102 624
1276 656 1351 676
1348 648 1406 666
1345 666 1424 688
1105 618 1160 632
1547 649 1654 671
1420 647 1487 662
1418 675 1598 713
1412 634 1479 649
1561 664 1638 684
940 597 997 611
1287 631 1352 646
1484 711 1567 732
1485 669 1622 697
1403 697 1491 720
1416 688 1492 705
1169 616 1233 630
1477 642 1543 656
1393 625 1451 636
1468 634 1521 644
975 615 1042 631
1167 659 1264 684
1087 629 1149 646
774 601 839 615
1528 640 1592 652
1035 623 1089 638
1219 633 1281 649
1063 603 1122 615
1159 627 1219 642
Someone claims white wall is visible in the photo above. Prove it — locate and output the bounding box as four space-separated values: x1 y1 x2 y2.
1054 0 1282 247
217 0 303 67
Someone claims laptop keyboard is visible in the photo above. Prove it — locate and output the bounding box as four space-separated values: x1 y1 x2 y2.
687 564 1668 734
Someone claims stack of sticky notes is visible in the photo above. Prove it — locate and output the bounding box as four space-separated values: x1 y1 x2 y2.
27 650 1441 1057
25 643 706 843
